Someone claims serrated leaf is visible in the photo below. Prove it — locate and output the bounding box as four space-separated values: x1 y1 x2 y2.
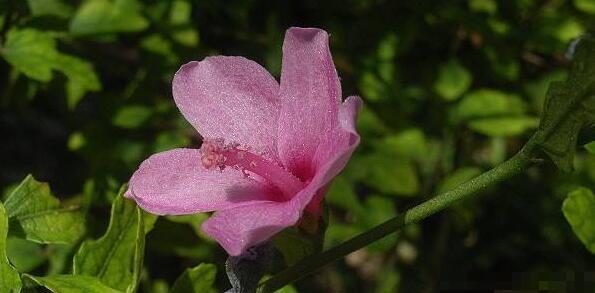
562 187 595 254
24 274 122 293
70 0 149 36
1 28 58 82
170 263 216 293
0 203 21 293
3 175 85 244
434 59 472 101
535 37 595 171
73 191 146 292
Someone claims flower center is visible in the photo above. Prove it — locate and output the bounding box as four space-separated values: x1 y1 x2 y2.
200 138 305 199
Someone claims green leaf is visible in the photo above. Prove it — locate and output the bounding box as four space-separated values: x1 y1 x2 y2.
153 132 191 152
54 54 101 109
575 0 595 13
326 176 365 216
27 0 73 18
165 213 209 239
585 141 595 154
379 128 428 159
170 263 217 293
562 187 595 254
0 28 101 108
73 191 146 292
6 237 45 272
0 203 21 293
468 117 539 136
360 154 419 196
434 59 472 101
535 37 595 171
169 0 199 46
273 225 325 266
24 274 122 293
455 89 538 136
456 89 527 119
3 175 85 244
70 0 149 36
112 106 152 129
468 0 497 14
363 196 398 251
1 28 58 82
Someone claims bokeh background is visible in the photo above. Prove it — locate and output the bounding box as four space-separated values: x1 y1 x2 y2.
1 0 594 292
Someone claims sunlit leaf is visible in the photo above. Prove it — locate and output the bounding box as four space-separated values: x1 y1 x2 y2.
153 132 191 152
1 28 101 108
1 28 57 82
24 274 122 293
358 153 419 196
434 59 472 101
574 0 595 13
27 0 73 18
379 128 428 159
562 187 595 254
73 191 147 292
469 117 539 136
456 89 526 119
455 89 538 136
468 0 497 14
170 263 216 293
70 0 149 36
3 175 85 244
0 203 21 293
54 54 102 109
112 106 152 129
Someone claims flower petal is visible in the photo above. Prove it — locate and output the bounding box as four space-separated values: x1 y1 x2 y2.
173 56 280 156
203 97 362 255
311 96 362 184
126 148 273 215
201 200 301 256
277 27 342 178
302 96 362 215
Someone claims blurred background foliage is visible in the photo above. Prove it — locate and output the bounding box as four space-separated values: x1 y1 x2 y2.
0 0 594 292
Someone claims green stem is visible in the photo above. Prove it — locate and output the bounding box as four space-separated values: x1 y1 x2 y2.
258 137 539 293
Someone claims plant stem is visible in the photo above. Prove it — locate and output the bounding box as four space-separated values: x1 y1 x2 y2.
258 137 539 293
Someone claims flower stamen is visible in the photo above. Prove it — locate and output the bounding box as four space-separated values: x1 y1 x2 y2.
200 138 304 198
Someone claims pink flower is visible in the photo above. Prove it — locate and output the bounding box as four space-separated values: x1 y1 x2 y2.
125 27 361 256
